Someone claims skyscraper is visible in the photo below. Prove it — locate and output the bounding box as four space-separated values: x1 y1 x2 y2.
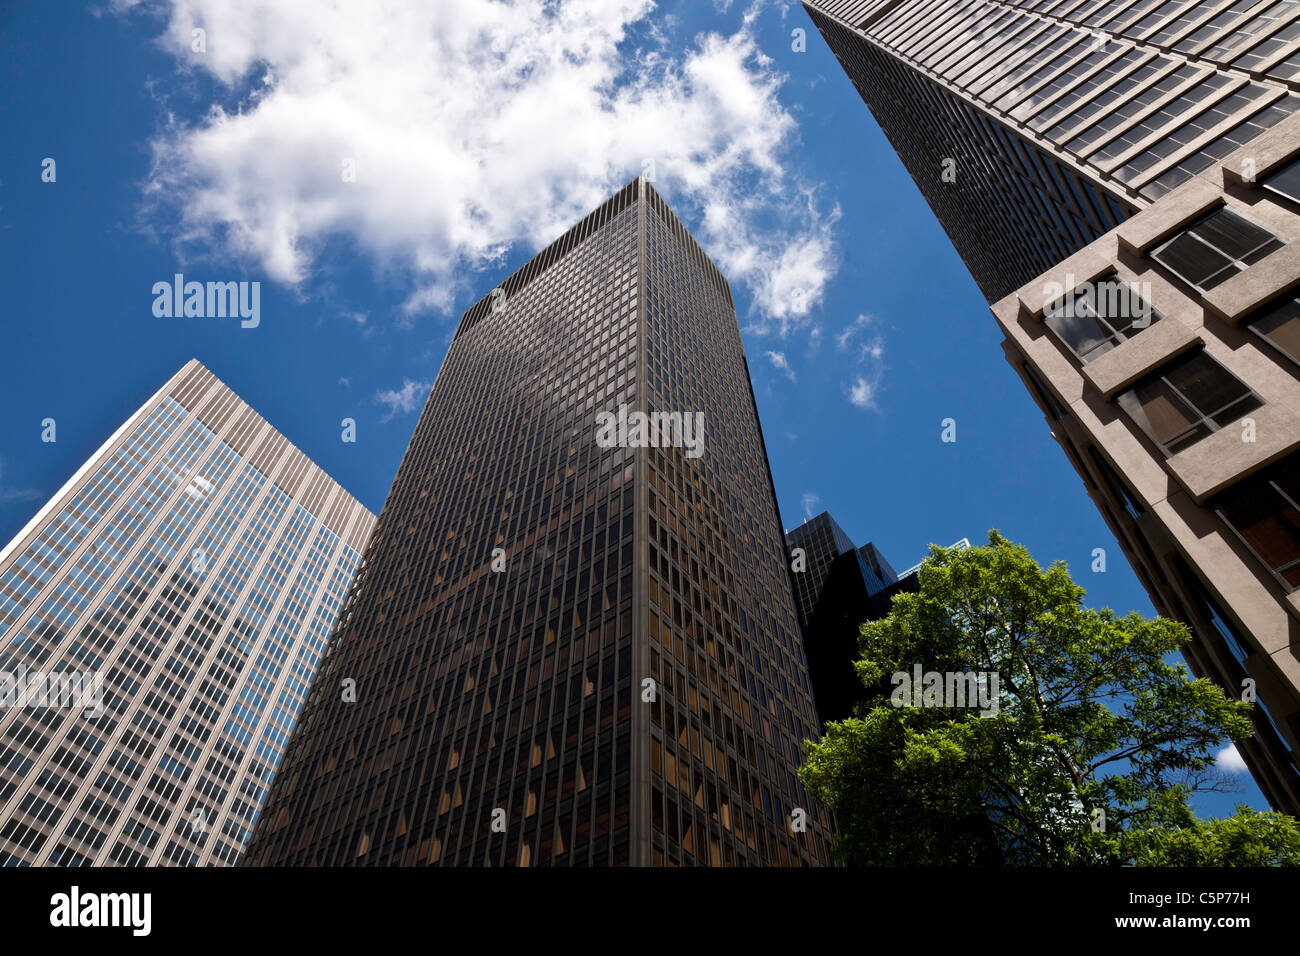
787 513 899 724
805 0 1300 813
992 114 1300 814
243 178 834 867
804 0 1300 301
0 359 375 866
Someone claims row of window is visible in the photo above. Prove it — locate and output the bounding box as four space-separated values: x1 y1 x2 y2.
1037 164 1300 592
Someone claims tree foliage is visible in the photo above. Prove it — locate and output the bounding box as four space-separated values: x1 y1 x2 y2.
799 531 1299 866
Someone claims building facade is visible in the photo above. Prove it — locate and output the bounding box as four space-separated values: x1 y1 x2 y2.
243 178 833 867
784 514 966 724
805 0 1300 301
786 512 903 724
806 0 1300 814
0 360 375 866
992 113 1300 814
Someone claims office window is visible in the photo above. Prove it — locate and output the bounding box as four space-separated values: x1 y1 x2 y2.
1214 454 1300 589
1264 156 1300 204
1151 207 1284 291
1043 275 1161 363
1246 295 1300 366
1115 350 1262 456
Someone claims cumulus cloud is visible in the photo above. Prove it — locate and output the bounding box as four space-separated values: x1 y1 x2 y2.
764 350 796 382
375 379 432 422
121 0 836 330
1215 744 1249 775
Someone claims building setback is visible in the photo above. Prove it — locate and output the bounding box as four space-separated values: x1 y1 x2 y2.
992 114 1300 815
0 359 375 866
243 178 834 867
804 0 1300 302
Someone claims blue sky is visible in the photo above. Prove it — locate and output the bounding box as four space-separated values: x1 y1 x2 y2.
0 0 1263 813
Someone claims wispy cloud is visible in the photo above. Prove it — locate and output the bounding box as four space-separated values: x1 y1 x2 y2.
836 312 873 351
764 350 796 383
848 376 878 410
375 379 432 422
124 0 837 332
801 491 819 520
839 313 886 410
0 460 41 505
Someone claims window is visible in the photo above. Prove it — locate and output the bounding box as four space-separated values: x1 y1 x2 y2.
1022 363 1067 419
1245 295 1300 366
1044 275 1161 363
1085 445 1143 519
1215 452 1300 589
1151 207 1284 291
1264 156 1300 204
1115 350 1261 455
1169 551 1253 665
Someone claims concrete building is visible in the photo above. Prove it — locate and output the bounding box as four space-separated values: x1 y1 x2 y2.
0 359 375 865
805 0 1300 814
991 112 1300 814
244 179 834 867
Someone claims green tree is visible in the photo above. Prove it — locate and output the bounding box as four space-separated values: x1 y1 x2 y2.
799 531 1300 866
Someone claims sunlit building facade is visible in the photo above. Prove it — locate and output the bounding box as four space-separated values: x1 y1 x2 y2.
993 113 1300 814
805 0 1300 301
0 360 375 865
806 0 1300 815
244 178 834 867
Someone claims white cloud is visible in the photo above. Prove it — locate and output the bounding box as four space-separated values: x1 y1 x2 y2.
839 313 885 410
848 376 877 410
375 379 432 422
1215 743 1249 775
801 491 819 520
764 350 796 382
836 312 873 350
806 324 822 357
123 0 836 329
0 460 41 505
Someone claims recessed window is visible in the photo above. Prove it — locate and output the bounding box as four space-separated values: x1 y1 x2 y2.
1245 294 1300 366
1087 445 1143 520
1043 275 1161 363
1150 207 1283 291
1214 452 1300 590
1115 350 1262 456
1264 156 1300 204
1022 362 1067 419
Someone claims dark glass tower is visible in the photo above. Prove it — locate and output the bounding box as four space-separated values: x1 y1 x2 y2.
785 512 918 724
804 0 1300 301
244 178 833 867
